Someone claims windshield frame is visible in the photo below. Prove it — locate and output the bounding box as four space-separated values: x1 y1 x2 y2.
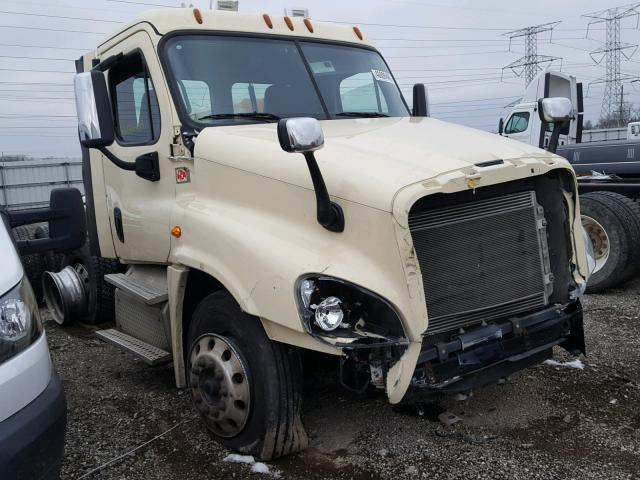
157 30 411 130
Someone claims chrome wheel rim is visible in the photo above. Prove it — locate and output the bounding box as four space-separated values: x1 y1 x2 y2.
189 334 251 438
581 215 610 274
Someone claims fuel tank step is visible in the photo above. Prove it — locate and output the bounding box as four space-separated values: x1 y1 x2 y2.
95 328 172 366
104 272 168 305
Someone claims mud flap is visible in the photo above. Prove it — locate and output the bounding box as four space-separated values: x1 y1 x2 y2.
385 341 422 404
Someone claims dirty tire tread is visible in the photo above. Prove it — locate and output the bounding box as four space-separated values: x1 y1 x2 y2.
581 191 640 292
34 225 65 272
188 291 308 460
12 225 46 304
591 192 640 281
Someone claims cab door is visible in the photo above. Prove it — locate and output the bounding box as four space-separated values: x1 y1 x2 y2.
503 109 534 145
99 31 175 263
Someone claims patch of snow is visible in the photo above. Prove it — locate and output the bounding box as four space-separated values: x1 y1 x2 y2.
223 454 255 464
543 359 584 370
251 462 270 474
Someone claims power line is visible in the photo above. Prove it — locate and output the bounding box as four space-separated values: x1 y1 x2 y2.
584 3 640 124
0 54 75 61
0 9 124 23
0 24 107 34
0 68 74 73
317 19 511 31
0 43 86 51
502 22 562 84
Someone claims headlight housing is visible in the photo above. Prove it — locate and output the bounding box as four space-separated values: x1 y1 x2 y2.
0 278 42 364
296 275 407 347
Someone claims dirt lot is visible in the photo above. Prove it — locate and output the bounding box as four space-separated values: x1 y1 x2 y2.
47 279 640 480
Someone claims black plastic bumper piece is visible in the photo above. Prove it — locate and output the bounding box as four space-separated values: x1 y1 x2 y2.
0 370 67 480
411 302 584 393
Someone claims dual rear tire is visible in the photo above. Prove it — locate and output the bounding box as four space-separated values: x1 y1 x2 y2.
580 191 640 293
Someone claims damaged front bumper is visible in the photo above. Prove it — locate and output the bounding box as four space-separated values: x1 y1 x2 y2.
382 301 584 401
412 301 584 393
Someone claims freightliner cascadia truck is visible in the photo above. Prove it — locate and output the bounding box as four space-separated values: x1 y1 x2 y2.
40 9 591 460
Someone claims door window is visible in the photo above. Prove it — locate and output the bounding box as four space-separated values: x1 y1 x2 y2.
504 112 530 134
109 52 161 145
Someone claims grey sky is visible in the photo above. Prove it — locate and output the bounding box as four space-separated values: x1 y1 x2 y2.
0 0 635 157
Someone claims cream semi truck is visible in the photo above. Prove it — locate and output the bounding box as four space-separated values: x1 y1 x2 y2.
42 9 592 460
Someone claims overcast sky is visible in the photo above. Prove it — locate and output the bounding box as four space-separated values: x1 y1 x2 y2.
0 0 636 157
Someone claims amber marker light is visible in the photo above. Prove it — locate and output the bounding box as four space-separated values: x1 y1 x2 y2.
353 26 363 40
171 226 182 238
304 18 314 33
284 16 294 31
193 8 203 24
263 13 273 29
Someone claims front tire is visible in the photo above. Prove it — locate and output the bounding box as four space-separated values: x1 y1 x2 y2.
187 291 308 460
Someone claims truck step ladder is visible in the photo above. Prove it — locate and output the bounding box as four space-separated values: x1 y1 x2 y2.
104 273 168 305
95 328 172 366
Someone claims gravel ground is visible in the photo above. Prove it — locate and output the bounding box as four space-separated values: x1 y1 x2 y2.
46 279 640 480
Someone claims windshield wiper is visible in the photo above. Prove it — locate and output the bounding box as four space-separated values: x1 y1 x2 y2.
197 112 281 122
335 112 389 118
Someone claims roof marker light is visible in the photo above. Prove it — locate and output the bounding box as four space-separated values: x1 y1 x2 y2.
284 16 294 31
304 18 313 33
193 8 203 24
353 26 363 40
263 13 273 29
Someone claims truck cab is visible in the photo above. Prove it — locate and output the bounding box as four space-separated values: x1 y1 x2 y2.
501 71 582 149
45 8 591 460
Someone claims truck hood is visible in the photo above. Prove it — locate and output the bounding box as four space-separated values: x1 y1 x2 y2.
194 117 555 212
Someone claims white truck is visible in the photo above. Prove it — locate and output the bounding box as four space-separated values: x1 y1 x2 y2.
501 71 640 293
42 9 591 460
0 188 84 478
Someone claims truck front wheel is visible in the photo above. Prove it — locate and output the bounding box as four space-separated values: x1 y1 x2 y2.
187 291 308 460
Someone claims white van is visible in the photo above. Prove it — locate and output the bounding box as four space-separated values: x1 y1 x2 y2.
0 215 66 479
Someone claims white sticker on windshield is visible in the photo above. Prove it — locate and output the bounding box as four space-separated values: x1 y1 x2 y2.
372 69 394 84
310 61 335 74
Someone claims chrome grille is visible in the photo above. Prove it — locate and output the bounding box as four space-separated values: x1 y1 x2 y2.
409 190 552 335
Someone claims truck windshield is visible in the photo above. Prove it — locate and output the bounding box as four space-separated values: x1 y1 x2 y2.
162 35 409 127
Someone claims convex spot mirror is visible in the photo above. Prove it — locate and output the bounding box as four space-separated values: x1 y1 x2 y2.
538 97 573 123
277 117 324 153
74 71 115 148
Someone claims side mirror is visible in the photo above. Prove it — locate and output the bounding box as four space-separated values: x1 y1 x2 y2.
537 97 572 123
412 83 429 117
538 97 572 154
277 118 344 233
277 117 324 153
7 188 86 255
498 118 504 135
74 71 115 148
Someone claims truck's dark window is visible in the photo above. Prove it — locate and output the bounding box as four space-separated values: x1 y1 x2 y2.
109 52 161 144
504 112 529 134
164 36 325 125
162 35 409 127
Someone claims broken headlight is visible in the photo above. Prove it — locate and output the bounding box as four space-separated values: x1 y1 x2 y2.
0 279 43 364
296 275 407 347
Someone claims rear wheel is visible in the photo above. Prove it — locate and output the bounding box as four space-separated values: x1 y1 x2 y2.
581 191 640 293
187 291 308 460
58 247 122 325
12 225 46 305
